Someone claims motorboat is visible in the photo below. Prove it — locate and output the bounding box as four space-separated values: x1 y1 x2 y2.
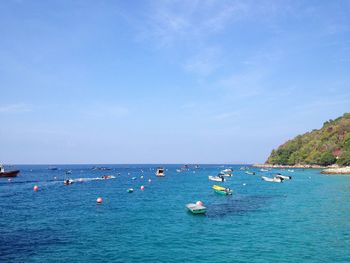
208 175 225 182
127 188 134 193
101 175 115 179
212 185 233 195
274 174 292 180
64 179 74 185
156 167 165 177
0 165 20 177
262 176 283 183
186 203 207 214
260 169 269 172
245 171 256 175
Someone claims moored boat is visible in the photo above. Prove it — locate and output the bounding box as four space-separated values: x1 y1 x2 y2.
127 188 134 193
212 185 233 195
245 171 256 175
0 165 20 177
156 167 165 177
262 176 283 183
274 173 292 180
208 175 225 182
186 203 207 214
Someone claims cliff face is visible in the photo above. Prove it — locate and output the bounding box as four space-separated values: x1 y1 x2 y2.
266 113 350 166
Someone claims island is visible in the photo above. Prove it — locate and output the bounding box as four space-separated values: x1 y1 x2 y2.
254 113 350 174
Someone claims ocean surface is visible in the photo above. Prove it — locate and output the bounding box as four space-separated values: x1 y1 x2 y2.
1 164 350 262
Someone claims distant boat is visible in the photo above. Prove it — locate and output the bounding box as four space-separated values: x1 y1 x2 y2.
186 203 207 214
156 167 165 177
260 168 269 172
245 171 256 175
208 175 225 182
176 169 182 173
212 185 233 195
48 166 58 171
127 188 134 193
262 176 283 183
0 165 20 177
287 169 294 172
65 170 72 174
274 174 292 180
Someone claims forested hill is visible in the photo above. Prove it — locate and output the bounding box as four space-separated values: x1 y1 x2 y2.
266 113 350 166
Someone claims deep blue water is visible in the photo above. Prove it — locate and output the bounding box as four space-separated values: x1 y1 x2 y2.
1 164 350 262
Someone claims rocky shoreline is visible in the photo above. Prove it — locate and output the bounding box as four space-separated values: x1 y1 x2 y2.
321 166 350 174
253 163 325 169
253 163 350 174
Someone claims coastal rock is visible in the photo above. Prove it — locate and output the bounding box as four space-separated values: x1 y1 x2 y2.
321 166 350 174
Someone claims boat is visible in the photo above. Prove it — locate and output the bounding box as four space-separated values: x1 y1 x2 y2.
274 174 292 180
186 203 207 214
287 169 294 172
245 171 256 175
0 165 20 177
101 175 115 179
65 170 72 174
48 166 58 171
260 168 269 172
212 185 233 195
155 167 165 177
176 169 182 173
64 179 74 185
208 175 225 182
262 176 283 183
127 188 134 193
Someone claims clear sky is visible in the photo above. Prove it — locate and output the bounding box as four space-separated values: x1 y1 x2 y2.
1 0 350 164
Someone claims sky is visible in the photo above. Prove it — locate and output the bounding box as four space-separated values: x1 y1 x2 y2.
1 0 350 164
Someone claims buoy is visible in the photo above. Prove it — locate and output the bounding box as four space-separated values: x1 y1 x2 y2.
33 185 39 191
96 197 103 204
148 179 151 183
140 185 145 191
141 176 144 179
243 183 246 186
196 201 203 206
8 178 11 182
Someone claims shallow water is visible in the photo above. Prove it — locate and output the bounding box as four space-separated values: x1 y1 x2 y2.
1 164 350 262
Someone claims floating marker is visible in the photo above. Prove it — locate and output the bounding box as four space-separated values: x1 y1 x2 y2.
96 197 103 204
33 185 39 191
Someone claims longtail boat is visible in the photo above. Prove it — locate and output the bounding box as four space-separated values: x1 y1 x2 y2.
212 185 233 195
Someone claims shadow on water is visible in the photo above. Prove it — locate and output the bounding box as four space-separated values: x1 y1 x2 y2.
206 194 284 218
0 227 72 262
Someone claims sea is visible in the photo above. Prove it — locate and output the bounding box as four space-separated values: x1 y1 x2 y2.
1 164 350 262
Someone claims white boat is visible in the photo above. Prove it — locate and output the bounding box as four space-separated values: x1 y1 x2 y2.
156 167 165 177
208 175 225 182
274 174 292 180
260 168 269 172
262 176 283 183
186 203 207 214
287 169 294 172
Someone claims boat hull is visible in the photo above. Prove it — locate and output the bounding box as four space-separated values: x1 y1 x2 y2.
214 189 232 195
0 170 20 177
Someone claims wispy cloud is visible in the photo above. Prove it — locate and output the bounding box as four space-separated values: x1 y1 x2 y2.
184 46 222 76
80 104 129 119
0 104 32 113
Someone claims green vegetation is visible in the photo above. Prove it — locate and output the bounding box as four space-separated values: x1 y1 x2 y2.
267 113 350 166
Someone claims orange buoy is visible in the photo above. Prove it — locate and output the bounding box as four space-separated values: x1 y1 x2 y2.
33 185 39 191
96 197 103 204
196 201 203 206
140 185 145 191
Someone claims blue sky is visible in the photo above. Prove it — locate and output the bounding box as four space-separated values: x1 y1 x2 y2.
1 0 350 164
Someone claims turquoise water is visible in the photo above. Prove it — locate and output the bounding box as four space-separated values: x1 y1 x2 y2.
1 164 350 262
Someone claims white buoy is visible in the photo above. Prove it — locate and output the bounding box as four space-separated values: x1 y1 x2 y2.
196 201 203 206
96 197 103 204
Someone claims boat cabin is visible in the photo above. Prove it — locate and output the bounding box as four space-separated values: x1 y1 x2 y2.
156 167 165 177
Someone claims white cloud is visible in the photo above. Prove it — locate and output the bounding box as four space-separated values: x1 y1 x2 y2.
0 104 32 113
